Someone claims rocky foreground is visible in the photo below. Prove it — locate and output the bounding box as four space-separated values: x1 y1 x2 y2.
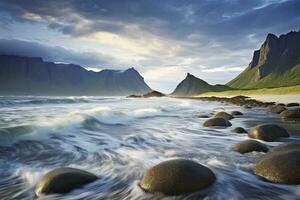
34 95 300 197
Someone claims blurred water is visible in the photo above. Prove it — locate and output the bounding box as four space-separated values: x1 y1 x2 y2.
0 96 299 200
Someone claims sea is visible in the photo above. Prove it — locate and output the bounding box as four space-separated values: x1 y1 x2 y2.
0 96 299 200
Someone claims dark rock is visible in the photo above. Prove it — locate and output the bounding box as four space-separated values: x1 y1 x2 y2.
280 108 300 119
270 142 300 153
231 111 243 116
232 127 248 134
270 105 286 114
254 150 300 184
203 117 232 127
35 167 97 196
139 159 216 195
142 91 165 98
198 114 211 118
233 140 269 154
214 112 234 120
248 124 289 142
286 103 300 107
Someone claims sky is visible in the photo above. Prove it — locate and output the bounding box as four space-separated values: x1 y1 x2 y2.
0 0 299 93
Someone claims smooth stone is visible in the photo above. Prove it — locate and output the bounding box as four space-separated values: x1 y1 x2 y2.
214 112 234 120
280 108 300 119
231 111 243 116
254 150 300 184
233 140 269 154
269 105 286 114
248 124 289 142
139 159 216 196
35 167 97 196
203 117 232 127
270 142 300 153
232 127 248 134
286 103 300 107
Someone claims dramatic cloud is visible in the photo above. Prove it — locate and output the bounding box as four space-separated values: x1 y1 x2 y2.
0 0 299 92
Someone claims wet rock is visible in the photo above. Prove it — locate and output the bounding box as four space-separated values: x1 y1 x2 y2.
233 140 269 154
139 159 216 196
248 124 289 142
231 111 243 116
232 127 247 134
270 142 300 153
280 108 300 119
269 105 286 114
35 167 97 196
203 117 232 127
254 150 300 184
214 112 234 120
286 103 300 107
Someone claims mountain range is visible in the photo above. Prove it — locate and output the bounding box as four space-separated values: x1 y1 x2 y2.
0 55 152 96
172 30 300 96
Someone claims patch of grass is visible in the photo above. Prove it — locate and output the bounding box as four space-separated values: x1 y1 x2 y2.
196 85 300 96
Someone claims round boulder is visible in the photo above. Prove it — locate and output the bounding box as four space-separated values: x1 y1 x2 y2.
233 140 269 154
269 105 286 114
280 108 300 119
232 127 247 134
286 103 300 107
248 124 289 142
231 111 243 116
139 159 215 196
35 167 97 196
254 150 300 184
214 112 234 120
203 117 232 127
270 142 300 153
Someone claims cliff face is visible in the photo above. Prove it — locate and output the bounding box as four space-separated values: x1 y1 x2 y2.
228 31 300 89
171 73 230 96
0 55 152 95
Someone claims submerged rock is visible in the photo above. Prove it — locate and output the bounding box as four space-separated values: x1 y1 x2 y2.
232 127 248 134
139 159 215 196
248 124 289 142
254 150 300 184
35 167 97 196
286 103 300 107
233 140 269 154
280 108 300 119
270 105 286 114
203 117 232 127
214 112 234 120
231 111 243 116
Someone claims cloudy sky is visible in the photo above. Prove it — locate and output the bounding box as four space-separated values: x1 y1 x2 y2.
0 0 299 92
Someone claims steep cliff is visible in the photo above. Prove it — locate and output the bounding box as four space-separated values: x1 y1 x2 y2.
0 55 152 96
228 31 300 89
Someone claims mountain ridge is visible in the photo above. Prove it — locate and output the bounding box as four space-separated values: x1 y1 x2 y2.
0 54 152 96
171 73 231 96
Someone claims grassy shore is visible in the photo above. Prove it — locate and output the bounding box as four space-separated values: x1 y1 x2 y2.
196 85 300 97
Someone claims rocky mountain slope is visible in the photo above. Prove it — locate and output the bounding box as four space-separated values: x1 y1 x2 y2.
171 73 231 96
0 55 152 96
228 30 300 89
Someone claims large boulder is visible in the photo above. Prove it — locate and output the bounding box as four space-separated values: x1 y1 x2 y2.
35 167 97 196
203 117 232 127
139 159 216 196
231 111 243 116
270 142 300 153
280 108 300 119
214 112 234 120
248 124 289 142
232 127 247 134
254 150 300 184
233 140 269 154
269 105 286 114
